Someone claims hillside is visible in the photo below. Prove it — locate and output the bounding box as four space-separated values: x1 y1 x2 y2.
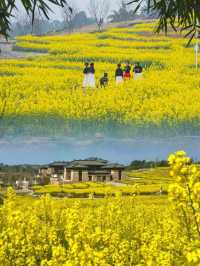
0 20 200 138
0 19 150 59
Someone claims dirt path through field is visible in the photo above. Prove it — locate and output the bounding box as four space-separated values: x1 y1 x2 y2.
0 40 44 59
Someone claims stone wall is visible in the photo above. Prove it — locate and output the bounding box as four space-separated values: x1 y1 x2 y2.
92 175 97 182
111 170 120 180
71 170 79 182
106 175 111 182
39 168 48 175
64 168 71 180
121 171 125 180
47 167 54 175
82 171 89 182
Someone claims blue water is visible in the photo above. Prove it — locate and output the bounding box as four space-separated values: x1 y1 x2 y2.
1 136 200 164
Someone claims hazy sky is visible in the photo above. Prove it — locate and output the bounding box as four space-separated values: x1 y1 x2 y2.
16 0 119 21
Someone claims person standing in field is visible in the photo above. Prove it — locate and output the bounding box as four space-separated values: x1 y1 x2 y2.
88 62 96 88
133 62 143 80
83 62 89 88
115 63 123 84
124 62 131 80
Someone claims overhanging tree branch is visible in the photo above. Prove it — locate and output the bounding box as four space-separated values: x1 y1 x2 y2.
0 0 73 38
127 0 200 44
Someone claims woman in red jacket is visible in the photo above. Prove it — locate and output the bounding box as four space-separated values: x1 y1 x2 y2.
123 62 131 80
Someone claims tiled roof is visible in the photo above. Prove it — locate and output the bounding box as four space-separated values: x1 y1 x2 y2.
103 163 125 169
66 163 89 169
48 159 125 169
69 159 107 167
49 161 69 167
40 165 49 169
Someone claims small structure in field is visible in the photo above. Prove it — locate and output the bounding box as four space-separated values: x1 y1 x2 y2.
16 178 29 191
38 158 125 183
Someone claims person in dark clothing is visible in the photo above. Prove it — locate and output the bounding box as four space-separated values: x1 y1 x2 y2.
83 62 89 74
133 62 143 80
134 62 143 74
115 63 123 84
100 73 108 87
88 62 96 87
83 62 89 88
89 62 95 74
124 62 131 80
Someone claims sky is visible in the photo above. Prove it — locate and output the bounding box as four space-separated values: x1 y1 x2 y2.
1 136 200 164
16 0 119 21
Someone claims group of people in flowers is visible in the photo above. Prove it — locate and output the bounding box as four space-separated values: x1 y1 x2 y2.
83 62 143 88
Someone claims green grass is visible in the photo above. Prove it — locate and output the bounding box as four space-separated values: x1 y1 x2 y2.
0 71 16 77
12 45 48 53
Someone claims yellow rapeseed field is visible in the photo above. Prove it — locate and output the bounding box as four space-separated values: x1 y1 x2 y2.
0 151 200 265
0 21 200 133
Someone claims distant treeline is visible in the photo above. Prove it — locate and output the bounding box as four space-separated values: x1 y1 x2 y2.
126 158 198 170
10 11 95 37
10 1 158 37
126 160 168 170
0 164 39 186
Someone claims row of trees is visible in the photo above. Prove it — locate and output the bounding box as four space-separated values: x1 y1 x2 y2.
127 160 168 170
64 0 157 32
10 0 155 36
11 10 95 36
0 163 38 186
1 0 200 40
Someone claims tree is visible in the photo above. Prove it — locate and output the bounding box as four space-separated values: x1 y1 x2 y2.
128 0 200 43
62 1 78 33
11 16 65 36
73 11 93 28
31 13 47 35
108 0 138 23
2 0 200 42
140 0 158 19
88 0 110 31
11 11 49 36
0 0 68 38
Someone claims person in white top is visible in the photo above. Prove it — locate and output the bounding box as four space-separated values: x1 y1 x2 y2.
88 62 96 88
133 62 143 80
83 62 89 88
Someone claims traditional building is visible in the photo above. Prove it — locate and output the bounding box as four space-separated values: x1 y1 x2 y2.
38 158 125 183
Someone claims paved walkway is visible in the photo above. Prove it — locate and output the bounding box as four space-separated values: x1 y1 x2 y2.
106 181 128 187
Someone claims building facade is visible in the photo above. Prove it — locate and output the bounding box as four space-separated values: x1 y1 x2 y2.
38 158 125 183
